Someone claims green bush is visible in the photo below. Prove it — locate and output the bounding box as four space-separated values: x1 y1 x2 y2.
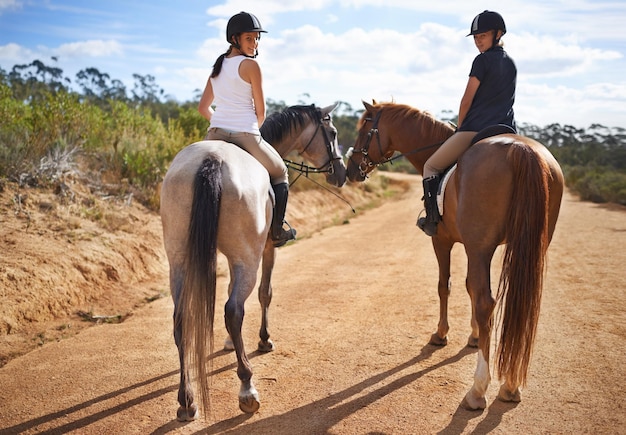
2 61 625 211
0 83 32 176
565 165 626 205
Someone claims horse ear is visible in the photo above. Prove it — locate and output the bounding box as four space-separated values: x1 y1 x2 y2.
322 101 339 115
362 100 375 112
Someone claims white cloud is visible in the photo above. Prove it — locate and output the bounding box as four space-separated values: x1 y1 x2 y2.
507 32 623 77
57 40 123 58
515 80 626 127
0 42 33 63
0 0 20 13
184 4 626 127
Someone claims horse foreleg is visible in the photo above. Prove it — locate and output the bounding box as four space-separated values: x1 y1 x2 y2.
466 278 479 348
224 265 260 413
462 255 495 410
257 239 276 352
429 239 453 346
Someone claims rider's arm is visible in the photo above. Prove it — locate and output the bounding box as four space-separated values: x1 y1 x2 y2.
198 78 215 122
457 76 480 129
240 59 266 127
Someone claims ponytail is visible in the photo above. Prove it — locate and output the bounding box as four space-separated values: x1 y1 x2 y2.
210 46 233 78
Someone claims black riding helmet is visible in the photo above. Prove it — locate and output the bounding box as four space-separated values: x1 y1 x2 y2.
226 11 267 58
467 10 506 36
467 10 506 50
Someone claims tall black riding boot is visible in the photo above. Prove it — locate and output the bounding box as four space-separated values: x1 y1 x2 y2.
271 183 297 247
417 175 441 236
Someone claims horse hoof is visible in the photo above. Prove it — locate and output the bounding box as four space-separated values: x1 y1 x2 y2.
239 383 260 414
224 337 235 351
239 396 261 414
429 333 448 346
461 391 487 410
258 339 275 352
176 405 198 421
467 335 479 348
497 384 521 402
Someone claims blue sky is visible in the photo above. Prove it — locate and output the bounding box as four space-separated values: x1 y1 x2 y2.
1 0 625 128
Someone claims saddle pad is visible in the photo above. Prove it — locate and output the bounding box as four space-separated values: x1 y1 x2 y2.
437 163 457 217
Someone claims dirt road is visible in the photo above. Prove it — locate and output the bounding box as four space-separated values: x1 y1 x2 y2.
1 174 624 434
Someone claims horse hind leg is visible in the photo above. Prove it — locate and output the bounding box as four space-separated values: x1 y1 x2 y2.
175 346 199 421
498 382 522 403
462 348 491 410
461 256 496 410
173 291 199 421
224 264 261 413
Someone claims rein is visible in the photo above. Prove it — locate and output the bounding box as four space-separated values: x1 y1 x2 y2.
283 110 342 175
283 109 355 212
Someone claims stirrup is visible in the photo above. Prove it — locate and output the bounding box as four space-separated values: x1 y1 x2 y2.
416 210 438 236
272 222 297 247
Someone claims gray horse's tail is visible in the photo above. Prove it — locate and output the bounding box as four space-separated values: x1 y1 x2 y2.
178 156 222 416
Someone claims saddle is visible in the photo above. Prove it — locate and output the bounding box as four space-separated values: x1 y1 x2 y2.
436 124 517 216
470 123 516 146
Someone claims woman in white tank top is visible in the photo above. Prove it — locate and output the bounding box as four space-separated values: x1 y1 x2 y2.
198 12 296 247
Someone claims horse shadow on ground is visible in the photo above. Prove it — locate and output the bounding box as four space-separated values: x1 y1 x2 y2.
437 398 519 435
193 344 471 435
1 344 517 435
0 349 237 435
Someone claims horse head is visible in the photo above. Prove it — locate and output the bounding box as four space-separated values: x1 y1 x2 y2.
345 100 394 182
265 103 347 187
295 102 347 187
319 102 347 187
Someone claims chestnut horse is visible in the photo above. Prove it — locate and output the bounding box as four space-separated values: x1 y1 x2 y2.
346 101 563 410
161 104 346 420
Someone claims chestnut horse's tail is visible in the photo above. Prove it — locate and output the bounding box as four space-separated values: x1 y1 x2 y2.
176 156 222 416
496 142 550 387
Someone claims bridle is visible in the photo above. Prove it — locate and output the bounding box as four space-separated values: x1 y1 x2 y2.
283 108 342 176
345 110 386 178
346 109 445 179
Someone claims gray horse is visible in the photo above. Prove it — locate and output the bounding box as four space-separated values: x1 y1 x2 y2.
160 103 346 420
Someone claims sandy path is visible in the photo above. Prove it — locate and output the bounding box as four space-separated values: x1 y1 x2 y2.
0 174 624 434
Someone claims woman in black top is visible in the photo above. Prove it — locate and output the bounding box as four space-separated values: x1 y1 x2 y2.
418 10 517 236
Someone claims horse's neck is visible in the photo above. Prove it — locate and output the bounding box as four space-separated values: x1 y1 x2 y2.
272 134 296 158
272 124 311 158
390 114 453 171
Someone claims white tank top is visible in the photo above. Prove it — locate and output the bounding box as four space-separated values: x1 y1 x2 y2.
209 56 260 134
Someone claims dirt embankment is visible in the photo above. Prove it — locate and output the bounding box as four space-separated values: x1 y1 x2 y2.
0 173 400 366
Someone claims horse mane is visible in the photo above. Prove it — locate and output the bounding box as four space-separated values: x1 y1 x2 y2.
360 101 454 142
260 105 319 144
